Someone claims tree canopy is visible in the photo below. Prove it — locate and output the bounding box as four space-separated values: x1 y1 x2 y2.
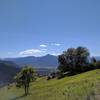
14 66 35 87
58 46 90 74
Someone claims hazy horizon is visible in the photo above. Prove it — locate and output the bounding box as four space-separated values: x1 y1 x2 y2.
0 0 100 58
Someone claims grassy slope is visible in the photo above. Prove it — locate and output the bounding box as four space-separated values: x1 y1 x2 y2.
0 69 100 100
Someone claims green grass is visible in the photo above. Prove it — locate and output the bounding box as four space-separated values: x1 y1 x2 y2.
0 69 100 100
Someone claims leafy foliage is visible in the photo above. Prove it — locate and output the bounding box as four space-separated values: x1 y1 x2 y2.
14 66 36 87
58 46 90 74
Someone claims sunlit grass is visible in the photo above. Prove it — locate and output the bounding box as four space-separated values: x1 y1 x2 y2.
0 69 100 100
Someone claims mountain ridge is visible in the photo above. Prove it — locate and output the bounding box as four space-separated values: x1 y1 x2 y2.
5 54 58 68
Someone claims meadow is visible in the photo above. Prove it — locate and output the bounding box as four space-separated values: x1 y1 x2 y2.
0 69 100 100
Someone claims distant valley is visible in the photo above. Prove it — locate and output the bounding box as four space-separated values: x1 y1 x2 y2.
0 54 58 86
0 54 100 86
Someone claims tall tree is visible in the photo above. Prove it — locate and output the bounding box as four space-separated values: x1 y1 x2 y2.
75 47 90 72
58 46 90 74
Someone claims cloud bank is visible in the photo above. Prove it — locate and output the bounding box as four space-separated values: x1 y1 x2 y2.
19 49 47 56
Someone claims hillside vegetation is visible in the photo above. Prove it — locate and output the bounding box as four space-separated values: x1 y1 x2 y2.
0 69 100 100
0 60 20 87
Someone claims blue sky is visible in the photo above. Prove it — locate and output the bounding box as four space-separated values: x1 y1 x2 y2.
0 0 100 58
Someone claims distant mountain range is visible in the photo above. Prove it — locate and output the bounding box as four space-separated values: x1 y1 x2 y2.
0 60 20 87
0 55 100 86
5 54 58 68
4 55 100 69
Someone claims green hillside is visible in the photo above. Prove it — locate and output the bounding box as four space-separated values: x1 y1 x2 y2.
0 69 100 100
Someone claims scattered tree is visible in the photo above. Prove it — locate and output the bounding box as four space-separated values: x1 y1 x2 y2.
14 66 35 95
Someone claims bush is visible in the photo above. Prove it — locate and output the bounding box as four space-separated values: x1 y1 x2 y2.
47 76 51 80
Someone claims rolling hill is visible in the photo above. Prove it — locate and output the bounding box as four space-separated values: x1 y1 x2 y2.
0 69 100 100
0 60 20 87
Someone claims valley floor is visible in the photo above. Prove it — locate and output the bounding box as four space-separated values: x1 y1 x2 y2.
0 69 100 100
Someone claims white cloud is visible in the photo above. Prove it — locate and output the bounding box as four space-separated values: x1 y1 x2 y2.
40 44 47 47
51 43 61 46
55 43 61 46
19 49 47 56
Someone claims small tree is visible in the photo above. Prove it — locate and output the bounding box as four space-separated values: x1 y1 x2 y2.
14 65 35 95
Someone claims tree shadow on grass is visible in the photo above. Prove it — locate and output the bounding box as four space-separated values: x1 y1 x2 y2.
10 93 32 100
10 94 27 100
10 95 26 100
